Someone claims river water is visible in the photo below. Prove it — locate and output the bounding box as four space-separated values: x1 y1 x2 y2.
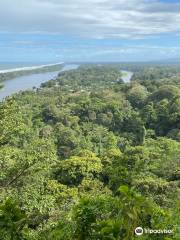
0 64 78 101
121 70 133 83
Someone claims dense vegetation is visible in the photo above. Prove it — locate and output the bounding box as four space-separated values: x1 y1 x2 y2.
0 64 179 239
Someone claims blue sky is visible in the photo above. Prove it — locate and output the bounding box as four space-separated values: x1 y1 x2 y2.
1 0 180 63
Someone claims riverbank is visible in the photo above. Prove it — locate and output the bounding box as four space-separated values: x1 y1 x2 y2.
0 62 64 74
0 62 64 82
0 64 79 101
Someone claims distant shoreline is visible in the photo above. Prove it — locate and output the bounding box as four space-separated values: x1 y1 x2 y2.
0 62 64 74
0 62 64 82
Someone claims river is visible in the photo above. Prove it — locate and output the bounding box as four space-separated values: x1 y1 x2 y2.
0 64 79 101
0 65 133 101
121 70 134 83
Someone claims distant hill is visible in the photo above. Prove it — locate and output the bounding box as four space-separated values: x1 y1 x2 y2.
149 58 180 64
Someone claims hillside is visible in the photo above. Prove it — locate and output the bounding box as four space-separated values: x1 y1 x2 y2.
0 64 179 240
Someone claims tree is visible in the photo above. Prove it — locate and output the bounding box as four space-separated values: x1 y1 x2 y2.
0 98 33 147
127 83 148 108
55 150 102 186
0 199 27 240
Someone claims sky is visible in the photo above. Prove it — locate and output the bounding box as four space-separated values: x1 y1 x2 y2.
1 0 180 63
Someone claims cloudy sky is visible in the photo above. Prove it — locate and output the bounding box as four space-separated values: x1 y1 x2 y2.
1 0 180 62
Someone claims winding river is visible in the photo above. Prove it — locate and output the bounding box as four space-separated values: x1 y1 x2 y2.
0 64 78 101
0 65 133 101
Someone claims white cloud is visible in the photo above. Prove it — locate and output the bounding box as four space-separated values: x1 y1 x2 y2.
0 0 180 39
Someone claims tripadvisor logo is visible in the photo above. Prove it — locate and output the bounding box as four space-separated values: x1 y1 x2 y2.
135 227 143 236
134 226 177 237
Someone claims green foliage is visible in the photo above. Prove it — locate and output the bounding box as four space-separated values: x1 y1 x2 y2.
0 199 27 240
55 150 102 186
0 64 179 239
127 83 148 108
